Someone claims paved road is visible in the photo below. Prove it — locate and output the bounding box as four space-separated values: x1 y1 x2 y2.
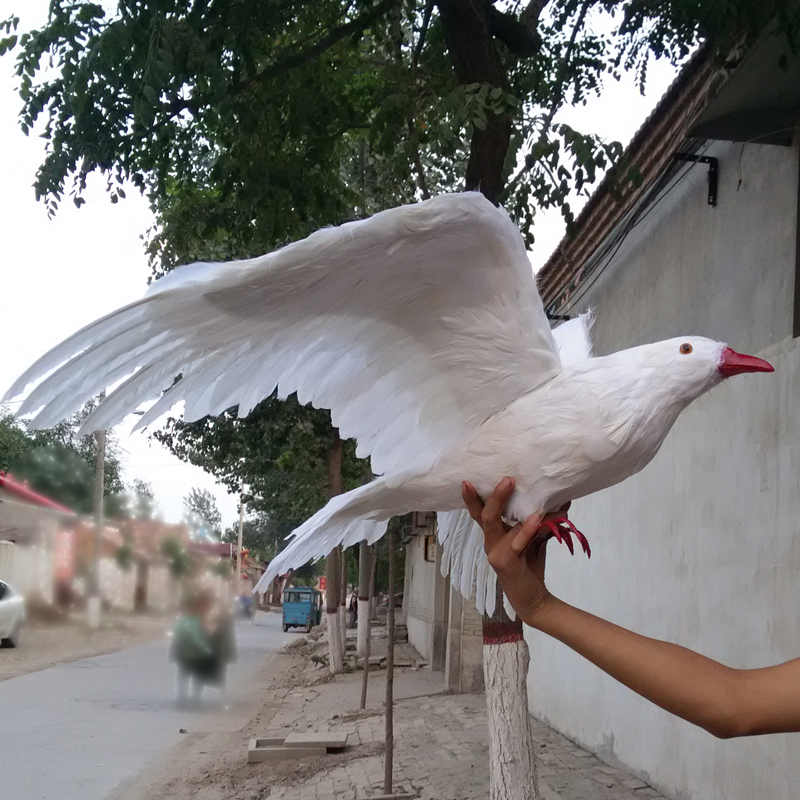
0 611 287 800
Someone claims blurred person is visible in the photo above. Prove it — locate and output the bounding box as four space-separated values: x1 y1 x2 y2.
170 587 237 708
348 586 358 629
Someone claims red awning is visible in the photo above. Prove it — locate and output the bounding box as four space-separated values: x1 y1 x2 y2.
0 471 75 513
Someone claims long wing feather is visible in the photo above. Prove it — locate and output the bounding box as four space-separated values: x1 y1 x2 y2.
551 310 594 367
6 193 560 476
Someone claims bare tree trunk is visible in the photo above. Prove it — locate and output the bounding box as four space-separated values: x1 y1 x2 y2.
360 544 377 710
326 433 345 674
483 584 539 800
384 523 396 795
357 540 372 657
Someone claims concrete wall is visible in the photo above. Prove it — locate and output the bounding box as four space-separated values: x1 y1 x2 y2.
100 558 136 611
528 139 800 800
0 540 55 604
147 564 177 611
445 586 485 693
405 530 449 668
581 140 798 357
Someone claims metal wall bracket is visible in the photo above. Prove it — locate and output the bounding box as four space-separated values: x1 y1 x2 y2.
673 153 719 206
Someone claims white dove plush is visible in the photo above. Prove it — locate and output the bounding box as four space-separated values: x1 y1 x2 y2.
4 193 773 615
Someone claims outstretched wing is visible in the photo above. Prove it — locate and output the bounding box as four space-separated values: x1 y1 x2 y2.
6 193 560 475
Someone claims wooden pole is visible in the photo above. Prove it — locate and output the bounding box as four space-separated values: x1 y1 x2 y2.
236 486 244 592
89 391 106 629
384 524 395 794
360 544 377 710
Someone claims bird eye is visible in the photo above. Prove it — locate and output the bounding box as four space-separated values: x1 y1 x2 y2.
680 343 693 354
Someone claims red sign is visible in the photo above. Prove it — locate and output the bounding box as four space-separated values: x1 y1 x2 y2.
319 576 327 591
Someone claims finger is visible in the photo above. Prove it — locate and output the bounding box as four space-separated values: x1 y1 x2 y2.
481 476 515 528
461 481 484 523
509 512 543 556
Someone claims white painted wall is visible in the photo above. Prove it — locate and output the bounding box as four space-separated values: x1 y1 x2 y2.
405 534 439 661
0 540 55 603
527 139 800 800
100 558 136 611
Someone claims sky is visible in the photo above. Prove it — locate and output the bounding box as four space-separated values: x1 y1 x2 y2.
0 2 679 531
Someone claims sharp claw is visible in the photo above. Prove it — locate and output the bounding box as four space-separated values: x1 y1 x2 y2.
563 519 592 558
540 516 592 559
543 520 562 545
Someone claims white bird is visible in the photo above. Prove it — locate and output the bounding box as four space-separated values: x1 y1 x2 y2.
4 193 773 615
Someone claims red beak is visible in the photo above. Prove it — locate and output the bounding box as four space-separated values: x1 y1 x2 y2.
718 347 774 378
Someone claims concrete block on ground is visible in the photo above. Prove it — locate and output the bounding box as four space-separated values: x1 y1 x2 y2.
284 732 349 750
247 738 327 763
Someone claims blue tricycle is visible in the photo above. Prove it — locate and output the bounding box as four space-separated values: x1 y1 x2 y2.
282 587 323 632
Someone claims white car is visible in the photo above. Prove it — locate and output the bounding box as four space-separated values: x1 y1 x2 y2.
0 580 25 647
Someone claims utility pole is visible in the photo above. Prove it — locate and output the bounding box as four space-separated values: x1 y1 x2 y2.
236 486 245 596
360 544 377 710
89 395 106 630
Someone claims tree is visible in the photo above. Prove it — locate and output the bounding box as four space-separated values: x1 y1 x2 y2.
107 478 158 520
2 406 125 511
0 411 35 473
6 0 799 794
156 393 369 525
182 486 222 538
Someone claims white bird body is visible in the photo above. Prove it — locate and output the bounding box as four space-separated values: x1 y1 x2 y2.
270 335 729 560
4 192 772 615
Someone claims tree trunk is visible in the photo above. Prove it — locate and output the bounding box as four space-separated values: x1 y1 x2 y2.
326 433 345 673
483 585 539 800
437 4 540 795
436 0 511 203
326 547 344 674
357 540 372 657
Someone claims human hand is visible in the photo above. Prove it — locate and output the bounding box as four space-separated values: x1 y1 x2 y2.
462 477 567 625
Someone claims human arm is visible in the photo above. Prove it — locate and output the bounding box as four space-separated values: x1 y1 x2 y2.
463 478 800 738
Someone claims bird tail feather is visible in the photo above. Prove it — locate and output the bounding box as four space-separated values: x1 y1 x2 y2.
437 509 511 620
253 482 512 621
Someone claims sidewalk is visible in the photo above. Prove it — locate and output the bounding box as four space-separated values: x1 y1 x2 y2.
250 629 668 800
108 618 669 800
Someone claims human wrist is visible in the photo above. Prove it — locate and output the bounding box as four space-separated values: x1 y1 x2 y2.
520 589 556 629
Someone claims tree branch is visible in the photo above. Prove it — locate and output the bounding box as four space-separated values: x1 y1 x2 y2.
504 0 592 197
412 0 434 69
486 5 541 56
235 0 395 94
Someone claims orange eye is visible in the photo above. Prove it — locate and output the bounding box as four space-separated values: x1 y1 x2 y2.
680 343 693 354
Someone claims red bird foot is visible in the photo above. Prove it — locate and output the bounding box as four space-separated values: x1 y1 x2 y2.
538 516 591 558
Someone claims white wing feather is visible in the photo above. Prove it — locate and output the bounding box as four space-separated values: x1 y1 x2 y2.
6 193 560 478
551 310 594 367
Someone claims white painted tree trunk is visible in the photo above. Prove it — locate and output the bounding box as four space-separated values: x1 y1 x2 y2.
483 599 539 800
326 435 345 674
328 606 344 674
326 547 344 674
